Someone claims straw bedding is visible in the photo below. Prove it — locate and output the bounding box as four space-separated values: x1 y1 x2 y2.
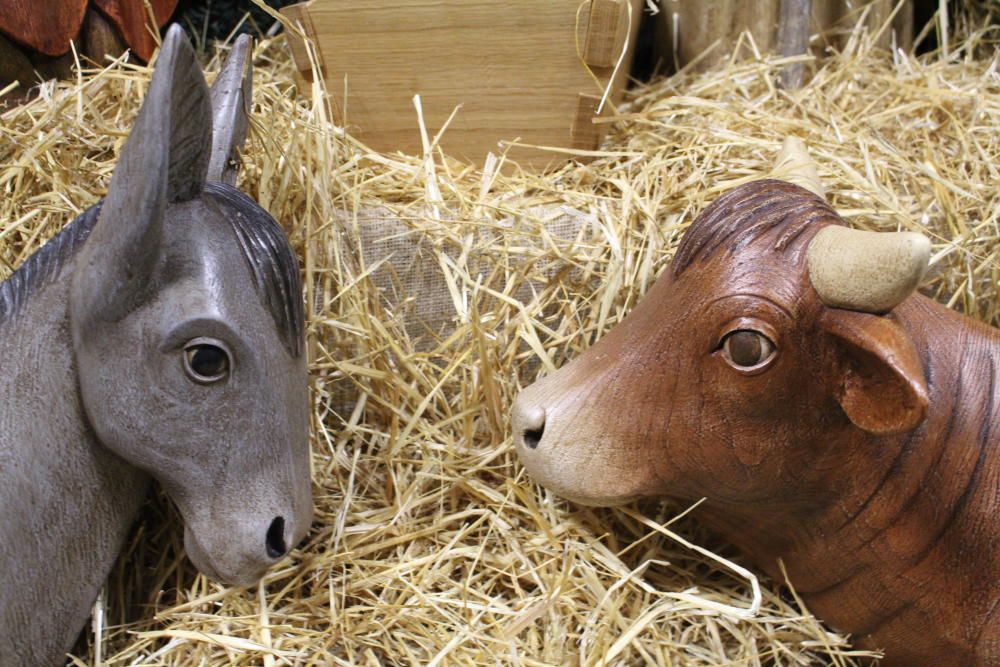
0 6 996 665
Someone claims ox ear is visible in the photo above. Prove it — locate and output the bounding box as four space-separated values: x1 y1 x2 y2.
71 26 211 324
821 309 929 436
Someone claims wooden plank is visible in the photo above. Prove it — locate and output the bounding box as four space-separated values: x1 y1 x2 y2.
865 0 893 50
892 0 914 52
809 0 844 55
281 1 320 84
865 0 914 52
735 0 780 56
654 0 912 75
659 0 784 72
811 0 913 54
283 0 643 170
571 93 602 151
584 0 629 68
659 0 739 73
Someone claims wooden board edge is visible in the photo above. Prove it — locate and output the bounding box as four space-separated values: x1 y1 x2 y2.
280 1 321 88
584 0 630 68
571 93 603 153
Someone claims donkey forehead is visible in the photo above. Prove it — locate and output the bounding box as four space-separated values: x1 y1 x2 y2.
161 197 250 285
156 197 267 320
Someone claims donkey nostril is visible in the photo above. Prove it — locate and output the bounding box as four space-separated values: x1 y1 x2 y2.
523 424 545 449
265 516 287 559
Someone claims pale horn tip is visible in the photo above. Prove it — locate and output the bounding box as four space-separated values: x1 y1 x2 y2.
772 136 825 198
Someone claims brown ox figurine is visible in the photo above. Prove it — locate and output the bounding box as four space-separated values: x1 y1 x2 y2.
512 141 999 666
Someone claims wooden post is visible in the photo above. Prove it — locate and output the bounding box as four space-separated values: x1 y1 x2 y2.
778 0 812 88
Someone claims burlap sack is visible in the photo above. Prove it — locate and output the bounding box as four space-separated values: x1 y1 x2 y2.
324 204 596 416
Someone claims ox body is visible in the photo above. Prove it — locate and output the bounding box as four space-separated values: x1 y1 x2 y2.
0 28 312 664
513 178 999 665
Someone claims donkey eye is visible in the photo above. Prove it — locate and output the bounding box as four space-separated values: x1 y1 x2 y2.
721 330 775 369
183 340 230 383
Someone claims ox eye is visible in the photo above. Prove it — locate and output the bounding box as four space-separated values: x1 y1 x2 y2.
721 330 775 369
183 339 230 384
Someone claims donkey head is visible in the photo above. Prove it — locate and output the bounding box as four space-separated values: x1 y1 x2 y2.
69 26 312 585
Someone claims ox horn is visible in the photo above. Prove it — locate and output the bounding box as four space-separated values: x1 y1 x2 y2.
772 136 825 197
807 225 931 313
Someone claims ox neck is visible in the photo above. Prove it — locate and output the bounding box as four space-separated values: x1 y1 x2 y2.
796 295 997 575
698 295 999 664
0 266 150 664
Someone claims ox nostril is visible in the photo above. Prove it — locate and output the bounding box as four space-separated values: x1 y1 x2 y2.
265 516 287 559
514 399 546 449
523 423 545 449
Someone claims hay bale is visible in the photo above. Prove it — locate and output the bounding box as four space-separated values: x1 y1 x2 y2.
0 8 996 664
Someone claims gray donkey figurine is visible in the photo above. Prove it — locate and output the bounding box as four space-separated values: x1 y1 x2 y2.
0 26 313 664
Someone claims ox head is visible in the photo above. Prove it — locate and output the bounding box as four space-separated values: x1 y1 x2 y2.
512 140 931 508
68 26 312 585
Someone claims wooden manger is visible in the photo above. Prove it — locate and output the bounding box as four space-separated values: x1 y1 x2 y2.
280 0 644 170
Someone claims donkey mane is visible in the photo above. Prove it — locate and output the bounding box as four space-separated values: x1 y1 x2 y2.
202 181 304 358
0 183 303 358
0 202 102 325
672 179 840 277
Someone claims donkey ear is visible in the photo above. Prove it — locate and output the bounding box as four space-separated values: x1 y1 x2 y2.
161 25 213 202
207 34 253 185
821 309 929 436
71 25 211 324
